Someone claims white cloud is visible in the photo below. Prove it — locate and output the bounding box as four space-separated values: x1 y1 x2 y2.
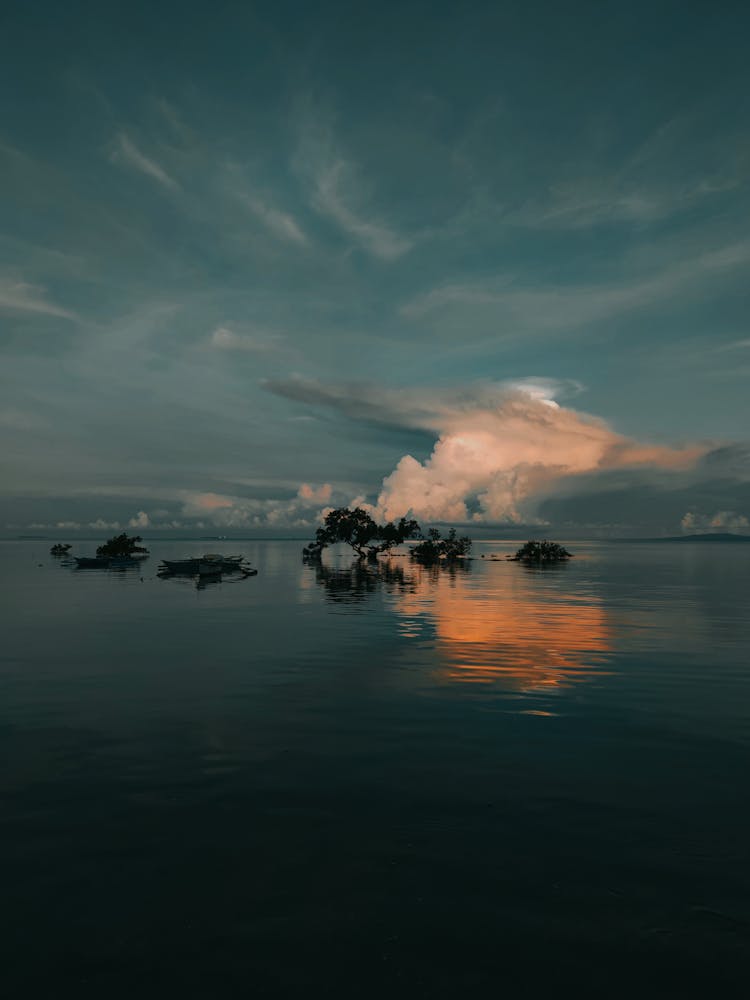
128 510 151 528
111 133 179 190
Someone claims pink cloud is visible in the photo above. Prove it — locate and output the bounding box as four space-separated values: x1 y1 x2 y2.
365 389 704 524
187 492 235 512
297 483 332 504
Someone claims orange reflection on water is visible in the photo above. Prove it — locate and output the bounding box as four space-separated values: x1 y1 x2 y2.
393 564 612 692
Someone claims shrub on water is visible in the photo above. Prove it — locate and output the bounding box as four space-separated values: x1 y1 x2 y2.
96 533 149 557
410 528 472 565
512 539 572 564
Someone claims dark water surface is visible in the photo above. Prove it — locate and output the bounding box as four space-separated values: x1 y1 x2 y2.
2 539 749 995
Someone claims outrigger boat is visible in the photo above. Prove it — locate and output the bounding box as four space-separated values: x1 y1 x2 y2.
160 558 201 574
160 554 249 575
197 561 223 578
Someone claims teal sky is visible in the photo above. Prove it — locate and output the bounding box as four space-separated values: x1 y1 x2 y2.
1 1 749 536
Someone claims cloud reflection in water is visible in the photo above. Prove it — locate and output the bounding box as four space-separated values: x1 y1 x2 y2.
394 562 613 694
310 556 613 695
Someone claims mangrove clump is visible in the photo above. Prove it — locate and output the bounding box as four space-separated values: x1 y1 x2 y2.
511 539 572 564
410 528 472 565
96 532 150 557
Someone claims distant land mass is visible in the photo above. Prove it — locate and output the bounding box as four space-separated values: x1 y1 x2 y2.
624 533 750 543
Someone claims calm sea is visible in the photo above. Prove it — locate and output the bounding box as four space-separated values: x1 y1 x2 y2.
2 539 749 995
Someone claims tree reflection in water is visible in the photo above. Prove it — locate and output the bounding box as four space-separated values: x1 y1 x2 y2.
309 558 423 604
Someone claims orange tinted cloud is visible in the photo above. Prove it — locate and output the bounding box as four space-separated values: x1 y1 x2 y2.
369 389 703 523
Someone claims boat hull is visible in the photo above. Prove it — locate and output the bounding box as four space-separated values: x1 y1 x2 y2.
160 555 251 575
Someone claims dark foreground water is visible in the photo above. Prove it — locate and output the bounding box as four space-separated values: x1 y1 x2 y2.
2 539 749 996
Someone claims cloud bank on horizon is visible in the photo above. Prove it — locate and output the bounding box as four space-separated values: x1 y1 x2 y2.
6 377 749 537
265 377 707 526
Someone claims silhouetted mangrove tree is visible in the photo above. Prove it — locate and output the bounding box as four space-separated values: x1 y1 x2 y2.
303 507 420 562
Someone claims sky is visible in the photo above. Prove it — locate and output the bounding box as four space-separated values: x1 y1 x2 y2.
1 0 749 537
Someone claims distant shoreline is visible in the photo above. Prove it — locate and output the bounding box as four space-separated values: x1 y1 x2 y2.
615 533 750 543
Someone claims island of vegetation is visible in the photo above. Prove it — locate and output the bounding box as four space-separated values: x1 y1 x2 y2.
303 507 420 562
510 539 572 564
303 508 474 566
410 528 472 564
50 543 72 555
96 532 150 558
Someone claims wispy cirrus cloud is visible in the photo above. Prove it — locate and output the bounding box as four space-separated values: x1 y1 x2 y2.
715 337 750 353
510 173 744 231
240 194 308 245
401 240 750 330
0 278 78 320
313 158 413 259
295 110 412 259
505 111 748 231
110 132 179 190
210 325 286 354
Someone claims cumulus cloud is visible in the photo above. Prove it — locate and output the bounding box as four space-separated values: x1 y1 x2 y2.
297 483 332 504
89 518 121 531
178 483 334 531
265 376 705 524
128 510 151 528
